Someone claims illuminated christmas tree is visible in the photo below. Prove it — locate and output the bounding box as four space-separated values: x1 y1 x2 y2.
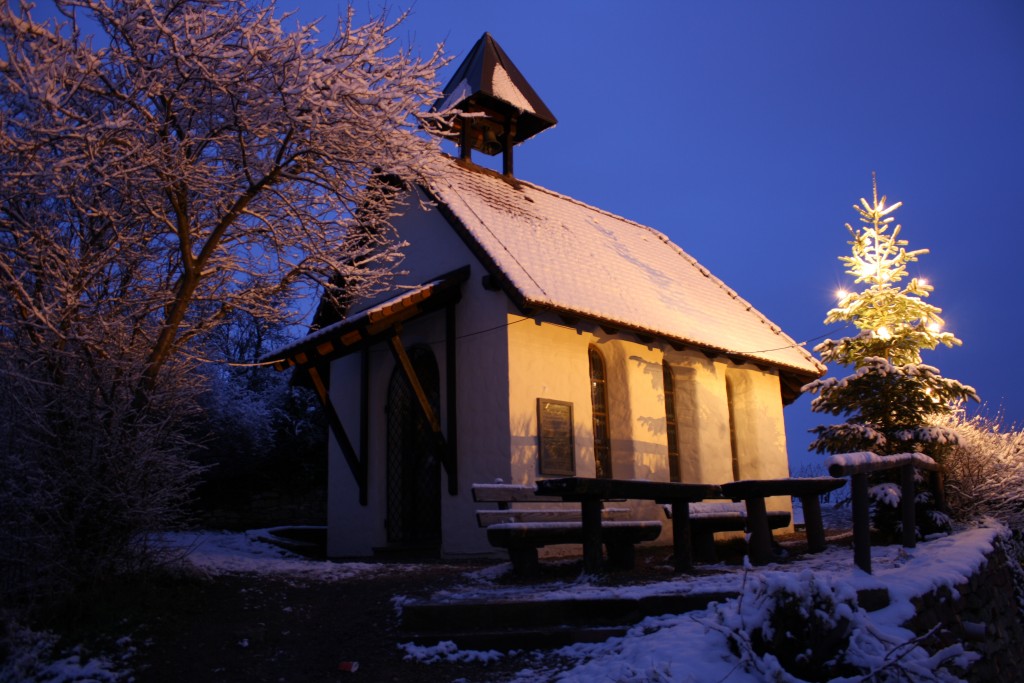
804 176 978 536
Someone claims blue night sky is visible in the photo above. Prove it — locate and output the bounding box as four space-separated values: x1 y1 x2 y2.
43 1 1024 468
337 0 1023 469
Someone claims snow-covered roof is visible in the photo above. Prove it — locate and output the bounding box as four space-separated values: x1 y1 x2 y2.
426 157 824 380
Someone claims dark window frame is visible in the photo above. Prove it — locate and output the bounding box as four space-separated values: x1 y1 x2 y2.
663 361 681 482
726 375 740 481
588 346 612 479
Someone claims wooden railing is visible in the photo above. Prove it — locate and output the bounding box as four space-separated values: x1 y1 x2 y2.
826 452 943 574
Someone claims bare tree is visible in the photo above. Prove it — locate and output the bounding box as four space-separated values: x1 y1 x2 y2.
0 0 446 605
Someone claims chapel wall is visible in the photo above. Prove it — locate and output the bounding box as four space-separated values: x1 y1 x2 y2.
325 189 511 558
505 320 793 528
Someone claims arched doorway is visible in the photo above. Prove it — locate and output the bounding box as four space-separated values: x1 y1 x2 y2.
385 346 442 549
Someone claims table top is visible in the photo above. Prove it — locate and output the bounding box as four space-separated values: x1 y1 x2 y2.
719 477 846 499
536 477 722 502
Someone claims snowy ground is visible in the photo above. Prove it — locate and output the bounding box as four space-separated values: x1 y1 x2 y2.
402 523 1000 682
3 519 1007 683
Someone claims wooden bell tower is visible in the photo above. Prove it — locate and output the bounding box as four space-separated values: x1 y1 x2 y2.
431 33 557 177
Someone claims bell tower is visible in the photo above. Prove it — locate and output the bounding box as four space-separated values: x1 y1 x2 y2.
432 33 557 177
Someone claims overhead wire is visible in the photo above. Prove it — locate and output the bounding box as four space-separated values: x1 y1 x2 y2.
215 316 846 368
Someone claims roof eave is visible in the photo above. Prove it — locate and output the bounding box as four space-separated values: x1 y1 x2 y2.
521 299 824 404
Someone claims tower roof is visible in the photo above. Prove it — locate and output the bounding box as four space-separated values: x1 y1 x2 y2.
432 33 557 146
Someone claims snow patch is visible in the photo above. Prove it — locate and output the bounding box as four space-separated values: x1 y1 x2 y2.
399 640 507 665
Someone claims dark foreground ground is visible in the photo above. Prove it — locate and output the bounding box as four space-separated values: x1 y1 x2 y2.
118 562 539 683
27 534 834 683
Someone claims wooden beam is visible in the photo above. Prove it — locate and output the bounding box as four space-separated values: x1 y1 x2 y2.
503 115 517 177
460 118 471 161
444 303 459 495
559 314 580 327
388 331 442 433
307 365 367 506
359 348 370 504
901 462 917 549
851 473 871 573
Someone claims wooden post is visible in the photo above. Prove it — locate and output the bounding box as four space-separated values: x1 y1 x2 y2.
851 473 871 573
581 497 604 573
460 121 471 161
444 302 458 495
502 115 517 177
800 494 827 553
388 332 442 433
671 500 693 573
901 463 917 548
933 470 948 510
744 496 773 565
308 365 367 506
359 348 370 505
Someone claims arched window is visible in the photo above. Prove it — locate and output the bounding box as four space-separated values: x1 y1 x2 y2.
663 361 681 482
726 376 740 481
589 346 612 479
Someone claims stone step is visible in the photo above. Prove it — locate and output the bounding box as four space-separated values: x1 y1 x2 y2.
399 590 738 650
404 624 632 651
399 585 891 651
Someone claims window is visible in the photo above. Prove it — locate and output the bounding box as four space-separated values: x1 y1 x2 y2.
589 346 612 479
663 361 681 482
726 376 740 481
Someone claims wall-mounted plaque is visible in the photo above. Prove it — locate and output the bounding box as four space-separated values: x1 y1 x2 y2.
537 399 575 476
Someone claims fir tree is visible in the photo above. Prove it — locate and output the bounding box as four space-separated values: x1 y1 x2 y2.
803 176 978 536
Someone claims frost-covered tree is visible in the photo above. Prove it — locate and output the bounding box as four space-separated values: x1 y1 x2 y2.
191 311 327 519
0 0 445 606
939 411 1024 528
803 177 978 536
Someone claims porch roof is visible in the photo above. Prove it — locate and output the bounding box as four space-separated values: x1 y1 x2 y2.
261 266 469 371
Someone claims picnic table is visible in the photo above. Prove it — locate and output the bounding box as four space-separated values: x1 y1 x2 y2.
535 477 722 573
719 477 846 565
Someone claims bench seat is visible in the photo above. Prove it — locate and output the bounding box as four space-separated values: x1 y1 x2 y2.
486 520 663 573
665 502 791 562
473 483 662 575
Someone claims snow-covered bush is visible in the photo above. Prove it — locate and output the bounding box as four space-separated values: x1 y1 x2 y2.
939 411 1024 528
712 570 976 682
0 620 131 682
716 571 860 681
0 353 204 610
189 314 327 516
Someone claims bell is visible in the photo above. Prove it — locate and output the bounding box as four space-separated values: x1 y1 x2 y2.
480 126 503 155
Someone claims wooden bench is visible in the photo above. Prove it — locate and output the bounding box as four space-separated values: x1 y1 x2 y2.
665 502 791 563
472 483 662 575
720 477 847 565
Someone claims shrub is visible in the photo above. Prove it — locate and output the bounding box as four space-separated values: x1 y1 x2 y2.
939 411 1024 529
